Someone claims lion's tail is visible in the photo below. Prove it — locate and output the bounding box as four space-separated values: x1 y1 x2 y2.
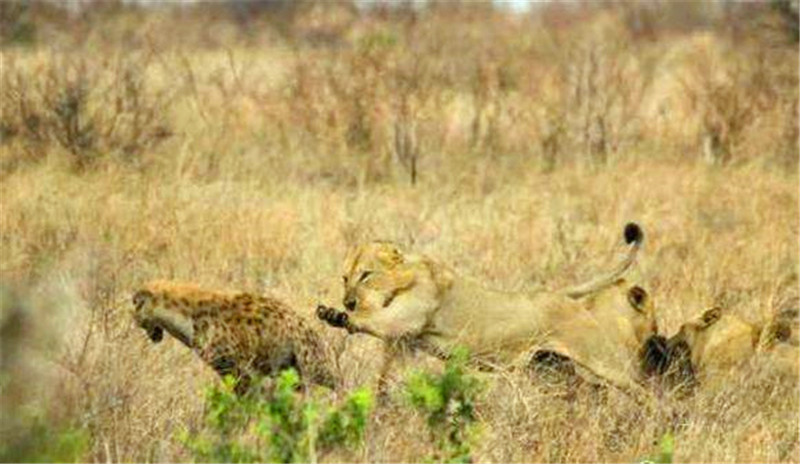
562 222 643 300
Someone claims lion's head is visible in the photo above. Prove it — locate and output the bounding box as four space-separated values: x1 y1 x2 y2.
588 283 664 380
340 242 453 317
585 281 659 346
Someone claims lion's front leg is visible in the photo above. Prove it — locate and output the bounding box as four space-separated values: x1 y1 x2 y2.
318 302 430 346
316 304 383 338
376 343 400 403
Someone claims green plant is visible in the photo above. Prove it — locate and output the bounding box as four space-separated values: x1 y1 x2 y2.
181 369 372 463
405 347 483 464
0 3 36 46
640 432 674 464
0 414 89 463
318 386 373 450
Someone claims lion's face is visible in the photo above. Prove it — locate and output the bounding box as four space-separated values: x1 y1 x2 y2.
341 242 418 315
604 284 665 376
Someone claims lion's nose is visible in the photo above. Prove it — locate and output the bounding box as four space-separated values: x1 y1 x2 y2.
344 298 356 312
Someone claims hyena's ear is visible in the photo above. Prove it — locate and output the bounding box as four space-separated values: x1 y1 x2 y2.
132 290 153 310
772 322 792 343
146 324 164 343
700 306 723 328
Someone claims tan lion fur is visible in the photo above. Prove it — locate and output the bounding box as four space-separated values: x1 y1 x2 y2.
318 224 655 397
665 304 799 389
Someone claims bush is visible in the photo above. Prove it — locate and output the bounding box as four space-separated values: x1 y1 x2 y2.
0 3 36 46
640 432 675 464
405 347 483 464
0 52 171 171
0 413 89 463
181 369 372 463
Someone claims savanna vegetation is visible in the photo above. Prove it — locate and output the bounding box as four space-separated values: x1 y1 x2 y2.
1 1 798 462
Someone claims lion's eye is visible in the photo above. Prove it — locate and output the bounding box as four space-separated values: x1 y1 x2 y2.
342 276 348 285
359 271 373 282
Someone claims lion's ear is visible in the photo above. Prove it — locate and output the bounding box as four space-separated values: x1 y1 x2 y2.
390 269 416 291
700 307 723 328
773 322 792 342
627 286 648 313
377 247 405 267
426 259 454 293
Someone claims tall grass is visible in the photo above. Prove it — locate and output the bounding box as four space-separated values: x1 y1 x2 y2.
0 2 797 462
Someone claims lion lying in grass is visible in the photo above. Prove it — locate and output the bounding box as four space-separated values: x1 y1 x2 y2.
660 301 799 392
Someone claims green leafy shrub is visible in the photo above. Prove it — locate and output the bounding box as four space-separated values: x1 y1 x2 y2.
181 369 372 463
0 414 89 463
640 432 674 464
405 347 483 464
318 386 373 450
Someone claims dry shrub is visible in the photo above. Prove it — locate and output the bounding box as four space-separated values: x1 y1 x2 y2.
647 30 798 169
273 27 438 185
0 3 797 463
0 51 172 172
530 13 651 169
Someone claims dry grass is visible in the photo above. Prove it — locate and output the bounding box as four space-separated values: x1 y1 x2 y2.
1 2 798 463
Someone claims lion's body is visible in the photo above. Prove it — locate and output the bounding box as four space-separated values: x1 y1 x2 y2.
133 280 336 394
319 224 655 395
693 314 759 376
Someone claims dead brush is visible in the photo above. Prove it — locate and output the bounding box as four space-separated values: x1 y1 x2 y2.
531 14 649 168
0 52 172 172
1 4 797 461
676 34 798 168
280 33 404 184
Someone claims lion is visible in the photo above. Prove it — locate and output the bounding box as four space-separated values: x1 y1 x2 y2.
317 223 659 397
661 303 799 392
